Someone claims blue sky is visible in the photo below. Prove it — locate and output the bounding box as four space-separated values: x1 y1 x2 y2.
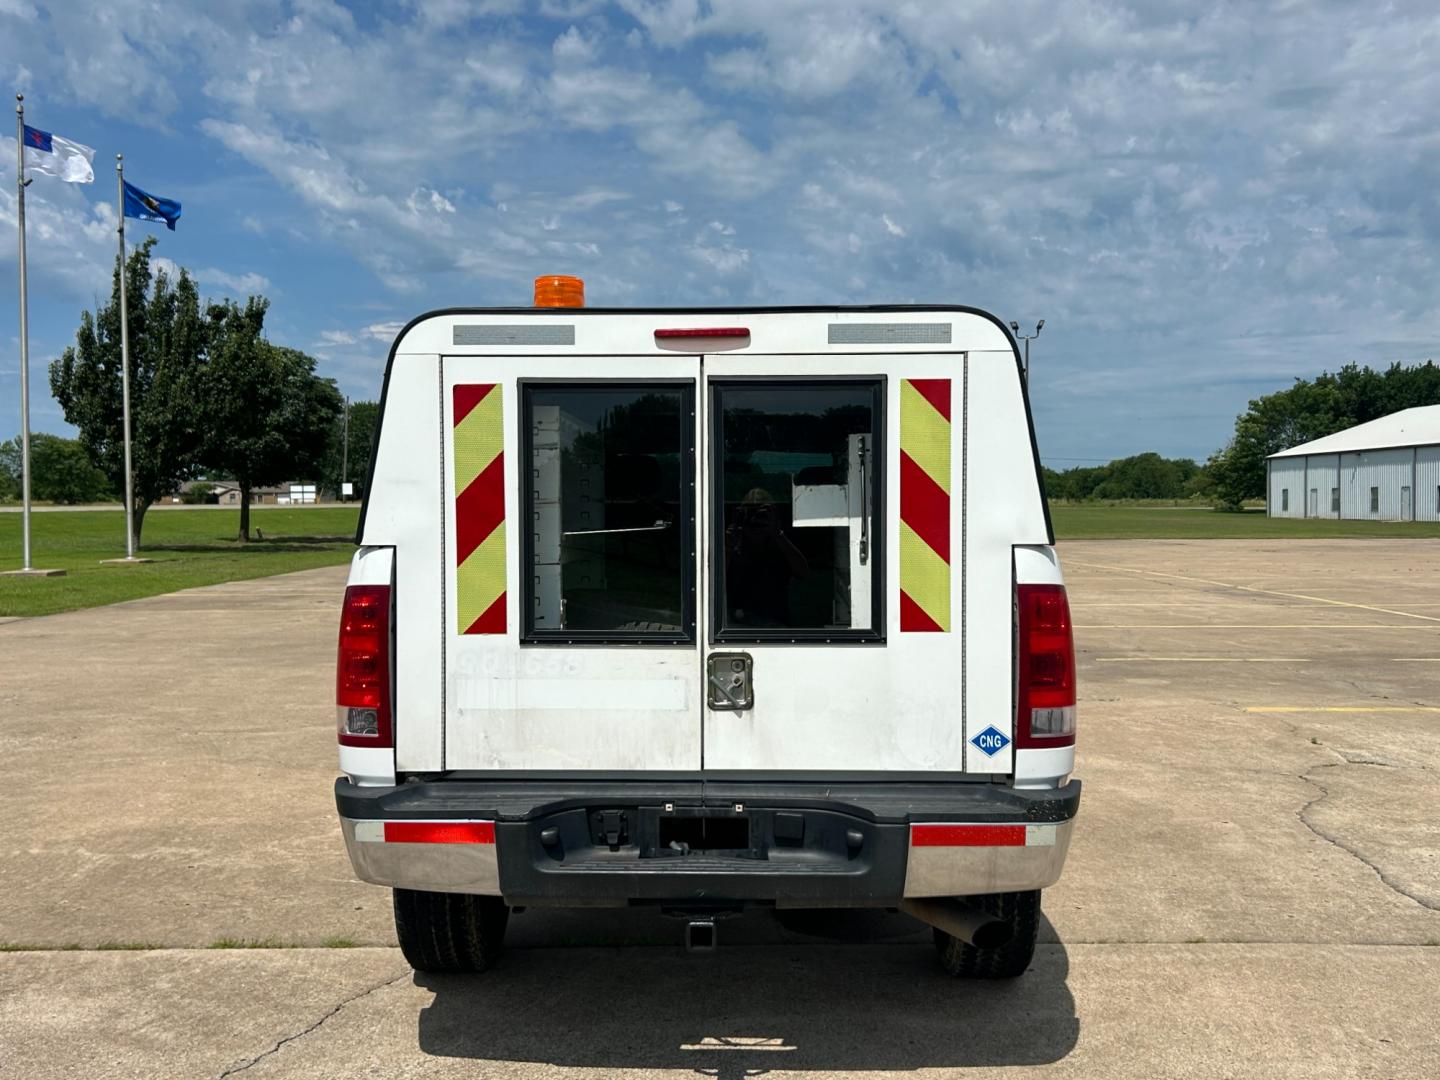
3 0 1438 467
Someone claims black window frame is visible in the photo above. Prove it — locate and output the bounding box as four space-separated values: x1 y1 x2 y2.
709 376 887 646
519 378 697 646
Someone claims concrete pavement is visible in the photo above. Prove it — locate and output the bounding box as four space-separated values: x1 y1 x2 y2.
1 539 1438 1076
1 943 1435 1078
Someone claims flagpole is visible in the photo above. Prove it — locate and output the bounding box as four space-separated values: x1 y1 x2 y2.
15 93 34 570
115 154 136 559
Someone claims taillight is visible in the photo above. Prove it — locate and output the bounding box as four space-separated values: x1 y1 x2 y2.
1016 583 1076 747
653 327 751 339
337 584 392 748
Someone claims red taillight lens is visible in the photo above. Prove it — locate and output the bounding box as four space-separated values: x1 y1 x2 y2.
653 327 750 339
337 584 392 748
1016 583 1076 748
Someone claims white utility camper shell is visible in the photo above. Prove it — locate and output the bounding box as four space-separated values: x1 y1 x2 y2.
335 304 1079 978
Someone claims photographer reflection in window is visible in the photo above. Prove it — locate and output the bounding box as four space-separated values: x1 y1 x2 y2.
724 487 810 628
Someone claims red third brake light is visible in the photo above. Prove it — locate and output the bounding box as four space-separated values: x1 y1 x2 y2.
337 584 393 748
654 327 750 339
1015 583 1076 748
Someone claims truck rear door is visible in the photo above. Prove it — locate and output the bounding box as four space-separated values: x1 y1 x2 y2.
442 354 703 772
702 353 972 773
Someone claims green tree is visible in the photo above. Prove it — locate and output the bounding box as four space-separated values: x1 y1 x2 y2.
199 298 344 541
49 237 206 547
1207 360 1440 510
0 434 115 504
0 444 16 502
320 399 379 500
1091 453 1197 499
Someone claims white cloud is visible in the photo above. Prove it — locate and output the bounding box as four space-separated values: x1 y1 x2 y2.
5 1 1440 459
194 267 270 294
552 25 600 62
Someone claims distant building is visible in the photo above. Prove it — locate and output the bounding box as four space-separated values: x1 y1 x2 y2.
1266 405 1440 520
160 480 319 505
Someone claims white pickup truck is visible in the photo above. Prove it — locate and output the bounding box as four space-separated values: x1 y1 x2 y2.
334 285 1079 978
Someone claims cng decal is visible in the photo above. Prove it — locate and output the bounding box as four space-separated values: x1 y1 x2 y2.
970 725 1011 758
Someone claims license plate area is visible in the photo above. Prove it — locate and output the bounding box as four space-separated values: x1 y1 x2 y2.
643 807 762 859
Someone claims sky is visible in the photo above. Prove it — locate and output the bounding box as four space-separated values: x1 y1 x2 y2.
2 0 1438 468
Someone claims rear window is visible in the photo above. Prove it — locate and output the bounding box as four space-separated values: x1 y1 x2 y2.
521 382 695 643
711 379 885 643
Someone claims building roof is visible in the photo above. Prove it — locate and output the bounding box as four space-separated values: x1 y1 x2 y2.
1268 405 1440 459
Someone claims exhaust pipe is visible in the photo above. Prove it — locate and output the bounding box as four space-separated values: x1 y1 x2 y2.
900 899 1012 950
685 918 717 953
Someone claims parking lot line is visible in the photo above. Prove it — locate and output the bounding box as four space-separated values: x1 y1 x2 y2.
1095 657 1312 663
1078 624 1432 629
1245 706 1440 713
1067 559 1440 624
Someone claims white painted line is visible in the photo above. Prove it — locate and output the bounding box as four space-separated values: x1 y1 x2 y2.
1078 624 1431 630
1095 657 1311 663
680 1038 796 1052
1067 560 1440 625
1246 706 1440 713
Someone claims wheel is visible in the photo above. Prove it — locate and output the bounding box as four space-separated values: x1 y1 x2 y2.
393 888 509 973
932 889 1041 979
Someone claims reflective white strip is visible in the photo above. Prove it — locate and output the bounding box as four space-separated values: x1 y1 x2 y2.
354 820 384 842
1025 824 1057 847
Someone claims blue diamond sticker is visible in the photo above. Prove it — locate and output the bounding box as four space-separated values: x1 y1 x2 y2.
970 725 1011 758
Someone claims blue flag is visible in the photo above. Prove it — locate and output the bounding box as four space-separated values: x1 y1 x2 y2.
122 180 181 231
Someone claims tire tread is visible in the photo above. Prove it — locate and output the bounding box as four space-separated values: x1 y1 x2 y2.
393 888 509 973
932 889 1041 979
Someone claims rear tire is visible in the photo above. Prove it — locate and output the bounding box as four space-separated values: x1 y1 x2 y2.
393 888 509 973
932 889 1041 979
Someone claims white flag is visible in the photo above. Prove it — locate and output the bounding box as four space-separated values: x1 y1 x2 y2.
22 124 95 184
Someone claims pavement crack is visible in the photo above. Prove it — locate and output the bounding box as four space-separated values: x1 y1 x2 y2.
1297 765 1438 913
218 969 409 1077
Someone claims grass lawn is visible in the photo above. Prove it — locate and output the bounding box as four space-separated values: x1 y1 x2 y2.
5 502 1436 617
0 506 359 617
1052 504 1440 540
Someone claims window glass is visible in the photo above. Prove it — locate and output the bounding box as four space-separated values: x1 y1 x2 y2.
1370 486 1380 512
1281 489 1289 511
714 381 882 637
1331 487 1340 512
525 384 691 639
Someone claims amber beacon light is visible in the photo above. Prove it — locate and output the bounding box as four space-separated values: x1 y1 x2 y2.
533 274 585 308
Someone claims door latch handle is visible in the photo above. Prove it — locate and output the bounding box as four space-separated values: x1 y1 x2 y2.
708 673 745 709
706 652 753 711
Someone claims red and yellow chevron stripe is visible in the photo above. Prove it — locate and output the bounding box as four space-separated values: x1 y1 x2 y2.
900 378 951 632
453 383 506 635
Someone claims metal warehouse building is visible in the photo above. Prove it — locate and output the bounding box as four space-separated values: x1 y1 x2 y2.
1267 405 1440 520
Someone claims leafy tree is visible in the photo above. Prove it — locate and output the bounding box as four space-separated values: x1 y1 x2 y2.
199 298 344 541
0 445 16 502
49 237 206 547
180 482 217 505
0 434 114 504
319 399 379 500
1043 455 1206 501
1207 360 1440 509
